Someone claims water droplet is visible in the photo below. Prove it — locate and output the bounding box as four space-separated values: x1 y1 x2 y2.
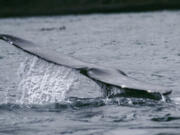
9 41 13 44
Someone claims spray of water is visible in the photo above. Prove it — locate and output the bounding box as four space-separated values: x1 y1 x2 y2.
16 55 78 104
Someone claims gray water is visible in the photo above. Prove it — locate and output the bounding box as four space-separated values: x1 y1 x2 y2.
0 11 180 135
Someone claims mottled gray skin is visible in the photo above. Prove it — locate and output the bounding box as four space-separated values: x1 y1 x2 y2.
0 34 172 100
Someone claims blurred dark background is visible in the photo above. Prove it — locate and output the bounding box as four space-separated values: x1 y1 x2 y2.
1 0 180 17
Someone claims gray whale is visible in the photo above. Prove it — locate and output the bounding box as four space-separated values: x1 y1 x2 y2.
0 34 172 100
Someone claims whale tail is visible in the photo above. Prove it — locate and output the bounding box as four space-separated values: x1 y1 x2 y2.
0 34 172 100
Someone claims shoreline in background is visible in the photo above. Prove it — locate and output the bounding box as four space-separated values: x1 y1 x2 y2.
1 0 180 18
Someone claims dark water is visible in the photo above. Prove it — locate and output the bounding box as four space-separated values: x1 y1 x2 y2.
0 11 180 135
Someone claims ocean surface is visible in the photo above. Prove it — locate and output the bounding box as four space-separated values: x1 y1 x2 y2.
0 11 180 135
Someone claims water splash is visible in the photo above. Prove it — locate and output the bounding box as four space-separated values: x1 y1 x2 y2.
16 55 78 104
172 97 180 105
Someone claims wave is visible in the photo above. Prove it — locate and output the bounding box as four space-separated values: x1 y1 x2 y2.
0 97 169 112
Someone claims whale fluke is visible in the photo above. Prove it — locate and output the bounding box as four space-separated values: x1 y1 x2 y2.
0 34 172 100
